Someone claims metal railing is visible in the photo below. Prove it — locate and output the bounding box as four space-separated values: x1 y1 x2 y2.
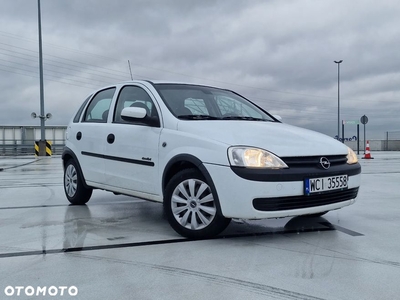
383 131 400 151
0 139 65 156
2 125 400 155
1 126 67 156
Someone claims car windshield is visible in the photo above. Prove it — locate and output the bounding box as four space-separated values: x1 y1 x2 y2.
154 84 276 121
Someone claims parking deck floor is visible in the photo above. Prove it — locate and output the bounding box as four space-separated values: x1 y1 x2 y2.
0 152 399 299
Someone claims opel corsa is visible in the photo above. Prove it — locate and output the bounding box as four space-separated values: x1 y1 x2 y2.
62 80 361 239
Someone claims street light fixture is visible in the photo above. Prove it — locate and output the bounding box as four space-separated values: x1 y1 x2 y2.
36 0 47 156
334 60 343 142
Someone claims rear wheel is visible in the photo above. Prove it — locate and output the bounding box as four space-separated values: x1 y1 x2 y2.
164 169 231 239
64 159 92 205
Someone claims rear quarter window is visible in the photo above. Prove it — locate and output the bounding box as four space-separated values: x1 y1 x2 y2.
73 95 92 123
83 88 116 123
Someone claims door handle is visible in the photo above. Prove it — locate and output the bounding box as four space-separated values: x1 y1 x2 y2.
107 134 115 144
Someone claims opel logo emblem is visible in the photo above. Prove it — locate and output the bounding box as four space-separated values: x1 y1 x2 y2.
320 157 330 170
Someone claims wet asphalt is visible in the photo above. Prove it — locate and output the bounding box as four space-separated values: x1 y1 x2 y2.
0 152 399 300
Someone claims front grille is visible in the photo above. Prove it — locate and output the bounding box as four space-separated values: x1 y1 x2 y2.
282 155 347 168
253 188 359 211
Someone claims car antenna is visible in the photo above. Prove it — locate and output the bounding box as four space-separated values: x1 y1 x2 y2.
128 60 133 80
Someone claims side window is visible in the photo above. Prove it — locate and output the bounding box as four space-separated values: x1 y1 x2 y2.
114 85 159 125
73 94 92 123
83 88 115 123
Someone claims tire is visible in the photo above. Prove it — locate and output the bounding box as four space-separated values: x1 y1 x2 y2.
164 169 231 239
64 159 92 205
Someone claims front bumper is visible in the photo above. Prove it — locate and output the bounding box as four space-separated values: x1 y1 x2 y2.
205 162 361 219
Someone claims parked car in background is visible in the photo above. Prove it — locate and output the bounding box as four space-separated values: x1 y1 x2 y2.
62 80 361 239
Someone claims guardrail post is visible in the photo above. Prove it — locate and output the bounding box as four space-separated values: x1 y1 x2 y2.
35 140 52 157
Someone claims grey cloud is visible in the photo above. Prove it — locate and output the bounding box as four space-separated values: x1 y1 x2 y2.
0 0 399 139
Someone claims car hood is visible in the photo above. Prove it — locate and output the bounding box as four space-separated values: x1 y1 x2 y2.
177 121 348 157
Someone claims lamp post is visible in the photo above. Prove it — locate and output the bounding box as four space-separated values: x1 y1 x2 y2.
37 0 47 156
334 60 343 142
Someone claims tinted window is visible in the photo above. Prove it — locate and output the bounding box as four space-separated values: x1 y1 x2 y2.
155 84 275 121
114 85 159 125
185 98 209 115
83 88 115 123
216 95 263 118
73 94 92 123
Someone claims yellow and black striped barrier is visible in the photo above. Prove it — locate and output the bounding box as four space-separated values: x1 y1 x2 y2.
34 140 52 156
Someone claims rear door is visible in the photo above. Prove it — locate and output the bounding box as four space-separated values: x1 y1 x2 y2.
74 87 116 185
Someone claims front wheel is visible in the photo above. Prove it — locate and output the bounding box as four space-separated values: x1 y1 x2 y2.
64 159 92 205
164 169 231 239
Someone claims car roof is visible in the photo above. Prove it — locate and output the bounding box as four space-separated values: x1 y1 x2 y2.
118 79 192 84
117 80 232 91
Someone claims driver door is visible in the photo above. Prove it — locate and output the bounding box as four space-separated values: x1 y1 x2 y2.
103 84 161 196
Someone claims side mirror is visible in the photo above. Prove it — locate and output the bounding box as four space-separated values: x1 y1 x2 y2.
121 107 147 120
120 107 160 127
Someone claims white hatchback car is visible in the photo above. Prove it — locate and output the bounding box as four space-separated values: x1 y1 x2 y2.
62 80 361 238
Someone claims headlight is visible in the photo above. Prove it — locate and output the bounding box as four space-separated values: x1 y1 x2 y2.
347 147 358 164
228 147 288 169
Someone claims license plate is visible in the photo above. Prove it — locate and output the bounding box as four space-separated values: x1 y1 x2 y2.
305 175 348 195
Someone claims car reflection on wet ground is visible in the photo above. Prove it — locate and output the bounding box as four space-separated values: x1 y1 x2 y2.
0 152 399 300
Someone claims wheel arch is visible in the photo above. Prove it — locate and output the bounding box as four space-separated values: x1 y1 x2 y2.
162 154 224 216
62 147 91 189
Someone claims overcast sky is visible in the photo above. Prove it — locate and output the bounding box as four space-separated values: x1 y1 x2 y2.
1 0 400 140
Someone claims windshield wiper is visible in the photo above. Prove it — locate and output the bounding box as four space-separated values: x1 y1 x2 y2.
177 115 220 120
221 116 268 121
